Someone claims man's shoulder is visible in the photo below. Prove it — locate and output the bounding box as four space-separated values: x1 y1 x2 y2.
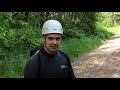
58 50 66 55
58 50 70 59
30 53 39 62
26 53 39 68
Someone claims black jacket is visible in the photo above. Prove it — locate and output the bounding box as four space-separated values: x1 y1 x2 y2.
24 47 75 78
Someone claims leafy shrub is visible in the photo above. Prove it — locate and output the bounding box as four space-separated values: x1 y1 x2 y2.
63 27 85 38
0 19 42 60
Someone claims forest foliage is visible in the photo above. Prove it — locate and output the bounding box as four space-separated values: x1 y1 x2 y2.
0 12 120 60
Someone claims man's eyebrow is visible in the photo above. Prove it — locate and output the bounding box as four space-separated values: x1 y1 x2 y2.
48 37 61 39
48 37 61 38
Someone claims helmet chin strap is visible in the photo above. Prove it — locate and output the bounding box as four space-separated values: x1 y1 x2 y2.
44 36 48 52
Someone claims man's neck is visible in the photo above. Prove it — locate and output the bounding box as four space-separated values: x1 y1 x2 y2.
44 47 57 54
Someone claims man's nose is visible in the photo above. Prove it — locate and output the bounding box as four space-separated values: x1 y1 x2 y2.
53 39 57 44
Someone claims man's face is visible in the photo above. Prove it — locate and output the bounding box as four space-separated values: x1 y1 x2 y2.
42 33 62 54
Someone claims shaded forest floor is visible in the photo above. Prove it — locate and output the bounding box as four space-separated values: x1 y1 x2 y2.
72 31 120 78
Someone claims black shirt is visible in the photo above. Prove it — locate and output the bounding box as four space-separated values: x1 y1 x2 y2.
24 48 75 78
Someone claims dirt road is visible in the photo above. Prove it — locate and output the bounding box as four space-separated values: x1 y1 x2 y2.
72 31 120 78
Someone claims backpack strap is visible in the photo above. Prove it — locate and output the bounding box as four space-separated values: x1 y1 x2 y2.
58 51 68 62
35 50 40 54
35 50 41 78
30 45 43 57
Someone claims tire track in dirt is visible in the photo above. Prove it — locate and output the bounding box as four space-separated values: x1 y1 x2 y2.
72 31 120 78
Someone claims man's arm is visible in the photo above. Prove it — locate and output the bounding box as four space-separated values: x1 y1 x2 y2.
24 54 39 78
60 51 76 78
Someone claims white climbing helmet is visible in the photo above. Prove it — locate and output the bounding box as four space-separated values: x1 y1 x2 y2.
42 20 63 35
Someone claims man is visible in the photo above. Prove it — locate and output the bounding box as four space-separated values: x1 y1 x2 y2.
24 20 75 78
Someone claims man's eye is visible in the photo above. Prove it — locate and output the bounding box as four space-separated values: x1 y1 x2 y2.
56 37 61 41
48 37 61 41
48 37 53 40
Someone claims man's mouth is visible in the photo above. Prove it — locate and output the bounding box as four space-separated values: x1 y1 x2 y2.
51 46 58 48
